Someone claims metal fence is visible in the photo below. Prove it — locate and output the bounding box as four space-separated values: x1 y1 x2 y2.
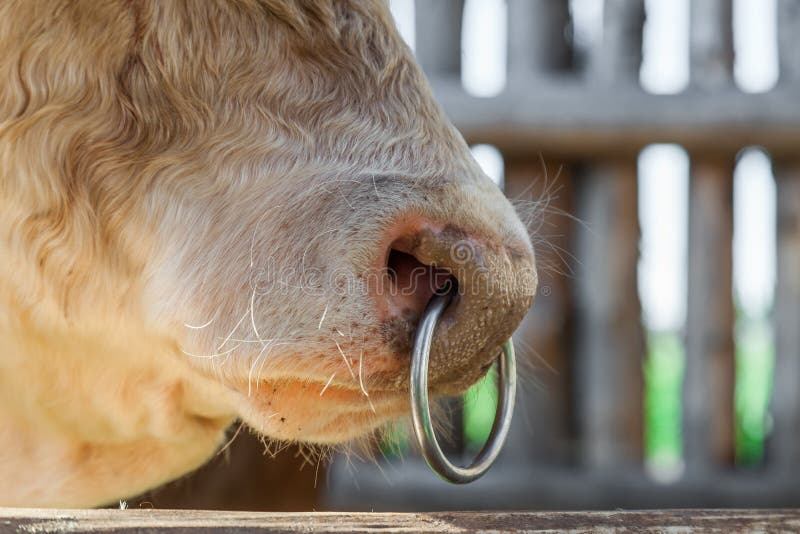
326 0 800 510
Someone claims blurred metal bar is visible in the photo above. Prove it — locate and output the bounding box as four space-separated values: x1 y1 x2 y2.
428 86 800 158
769 161 800 471
778 0 800 83
684 158 736 472
573 161 644 469
507 0 572 82
590 0 645 84
690 0 734 90
414 0 464 79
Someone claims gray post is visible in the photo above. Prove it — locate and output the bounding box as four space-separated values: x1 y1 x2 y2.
504 160 576 465
590 0 645 84
683 0 736 474
574 0 646 470
770 0 797 456
690 0 734 90
574 162 644 469
504 0 575 465
778 0 800 84
684 158 736 473
769 162 800 472
415 0 464 80
507 0 572 84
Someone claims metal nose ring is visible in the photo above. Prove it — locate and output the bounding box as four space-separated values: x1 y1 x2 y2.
409 291 517 484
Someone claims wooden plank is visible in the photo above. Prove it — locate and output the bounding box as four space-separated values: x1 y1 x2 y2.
573 161 644 469
428 87 800 158
414 0 463 79
769 161 800 470
507 0 572 82
503 158 575 464
590 0 645 83
778 0 800 83
3 508 800 533
690 0 733 90
683 158 736 472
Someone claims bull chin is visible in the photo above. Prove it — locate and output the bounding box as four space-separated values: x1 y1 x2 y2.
232 377 408 444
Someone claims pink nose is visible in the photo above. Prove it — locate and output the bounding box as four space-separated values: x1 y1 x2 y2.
376 218 536 394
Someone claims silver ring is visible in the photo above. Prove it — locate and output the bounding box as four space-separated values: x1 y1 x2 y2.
409 292 516 484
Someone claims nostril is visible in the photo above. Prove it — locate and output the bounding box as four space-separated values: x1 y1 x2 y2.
385 247 455 320
386 249 418 286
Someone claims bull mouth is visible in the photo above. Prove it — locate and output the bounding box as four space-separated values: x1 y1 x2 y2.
217 216 533 444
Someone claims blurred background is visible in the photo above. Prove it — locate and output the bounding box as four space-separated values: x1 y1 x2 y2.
133 0 800 511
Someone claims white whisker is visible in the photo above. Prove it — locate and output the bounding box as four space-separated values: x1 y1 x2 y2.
184 317 215 330
372 175 380 198
248 341 274 397
358 349 369 398
318 304 329 330
182 343 241 360
215 422 245 457
335 340 356 380
320 373 336 396
257 341 286 378
217 310 249 351
249 288 265 346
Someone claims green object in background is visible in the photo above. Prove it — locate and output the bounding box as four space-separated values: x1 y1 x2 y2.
463 364 499 451
381 323 775 467
379 420 410 459
379 365 498 459
644 322 775 472
643 331 685 474
735 318 774 466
